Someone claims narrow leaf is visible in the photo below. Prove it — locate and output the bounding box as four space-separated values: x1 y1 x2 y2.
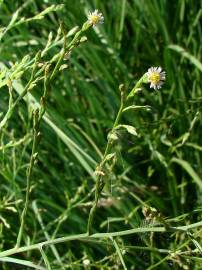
0 257 46 270
123 105 151 112
104 153 115 162
116 124 138 136
110 237 127 270
171 157 202 191
168 45 202 72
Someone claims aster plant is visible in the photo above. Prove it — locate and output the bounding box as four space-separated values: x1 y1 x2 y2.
87 38 167 234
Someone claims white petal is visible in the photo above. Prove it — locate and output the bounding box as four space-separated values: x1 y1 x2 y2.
157 67 162 72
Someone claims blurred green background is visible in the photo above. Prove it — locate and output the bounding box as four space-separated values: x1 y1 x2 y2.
0 0 202 269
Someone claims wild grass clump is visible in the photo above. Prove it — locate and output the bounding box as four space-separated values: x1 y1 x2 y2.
0 1 202 269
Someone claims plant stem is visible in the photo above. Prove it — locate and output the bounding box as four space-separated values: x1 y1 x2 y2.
87 90 125 235
50 24 90 81
1 221 201 258
127 74 146 99
16 66 49 248
15 111 39 248
0 52 39 133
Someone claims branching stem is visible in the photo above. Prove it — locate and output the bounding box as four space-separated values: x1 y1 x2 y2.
1 221 201 258
87 88 125 235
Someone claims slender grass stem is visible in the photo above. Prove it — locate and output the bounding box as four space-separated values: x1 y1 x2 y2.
15 110 39 248
1 221 202 258
16 65 49 248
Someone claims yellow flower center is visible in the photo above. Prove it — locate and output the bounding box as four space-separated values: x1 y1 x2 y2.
149 72 160 85
90 15 100 24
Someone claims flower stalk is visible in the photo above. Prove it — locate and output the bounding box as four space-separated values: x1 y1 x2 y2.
87 67 166 234
16 65 50 248
127 73 147 99
10 11 103 248
87 85 125 235
15 109 40 248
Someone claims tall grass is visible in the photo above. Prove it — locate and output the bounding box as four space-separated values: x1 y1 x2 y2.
0 0 202 269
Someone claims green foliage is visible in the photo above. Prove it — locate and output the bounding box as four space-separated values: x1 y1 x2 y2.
0 0 202 269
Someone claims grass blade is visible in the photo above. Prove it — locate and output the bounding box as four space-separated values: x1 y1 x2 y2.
168 44 202 72
0 257 46 270
171 157 202 191
110 237 127 270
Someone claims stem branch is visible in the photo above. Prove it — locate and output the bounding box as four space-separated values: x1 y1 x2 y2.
87 89 125 235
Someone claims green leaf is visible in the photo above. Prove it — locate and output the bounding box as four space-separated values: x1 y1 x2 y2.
110 237 127 270
104 153 115 162
0 257 46 270
187 232 202 255
116 124 138 136
168 44 202 72
108 132 119 141
171 157 202 191
123 105 151 112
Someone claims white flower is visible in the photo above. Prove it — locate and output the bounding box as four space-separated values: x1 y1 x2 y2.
83 259 90 267
146 67 166 90
87 10 104 26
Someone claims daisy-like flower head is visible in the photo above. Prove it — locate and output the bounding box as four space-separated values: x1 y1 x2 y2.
87 9 104 26
146 67 166 90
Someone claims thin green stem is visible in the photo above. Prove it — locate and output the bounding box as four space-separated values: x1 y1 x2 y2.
0 84 29 132
0 52 40 133
16 65 49 248
15 112 38 248
112 92 124 129
39 246 53 270
0 221 201 258
127 74 146 99
49 48 66 81
50 25 88 81
110 236 127 270
87 90 126 235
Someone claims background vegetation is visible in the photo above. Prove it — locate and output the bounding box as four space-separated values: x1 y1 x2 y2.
0 0 202 269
